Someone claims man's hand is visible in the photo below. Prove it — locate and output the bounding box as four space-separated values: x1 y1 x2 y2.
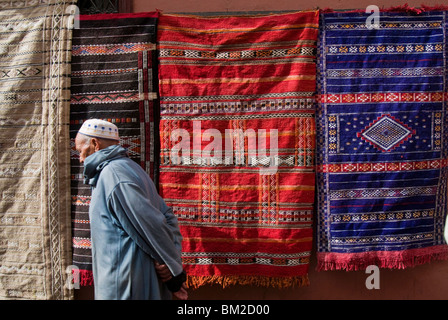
154 261 172 282
155 262 188 300
173 283 188 300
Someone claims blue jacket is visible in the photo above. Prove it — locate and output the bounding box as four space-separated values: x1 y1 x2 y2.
83 145 183 300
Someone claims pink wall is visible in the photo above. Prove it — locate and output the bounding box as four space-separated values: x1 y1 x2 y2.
134 0 444 13
75 0 448 300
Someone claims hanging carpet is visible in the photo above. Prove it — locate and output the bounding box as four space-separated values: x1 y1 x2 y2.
70 12 160 285
316 10 448 271
0 0 75 299
158 11 318 288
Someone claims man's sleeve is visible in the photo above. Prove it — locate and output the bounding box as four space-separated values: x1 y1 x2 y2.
107 182 184 278
160 203 183 252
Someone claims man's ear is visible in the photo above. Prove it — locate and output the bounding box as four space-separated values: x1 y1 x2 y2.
91 138 101 152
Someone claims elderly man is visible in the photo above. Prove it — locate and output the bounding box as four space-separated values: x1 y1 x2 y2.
75 118 187 300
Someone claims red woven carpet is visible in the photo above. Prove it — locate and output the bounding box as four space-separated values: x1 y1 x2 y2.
157 11 318 288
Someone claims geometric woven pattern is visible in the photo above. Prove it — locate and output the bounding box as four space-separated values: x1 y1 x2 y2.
0 0 74 299
69 12 159 285
357 114 415 152
316 10 448 271
158 11 318 288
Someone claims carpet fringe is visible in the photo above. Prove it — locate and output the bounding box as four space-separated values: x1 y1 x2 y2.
72 269 94 286
186 274 310 289
317 245 448 271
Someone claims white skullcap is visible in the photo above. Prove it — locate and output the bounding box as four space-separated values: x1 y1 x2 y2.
78 119 120 141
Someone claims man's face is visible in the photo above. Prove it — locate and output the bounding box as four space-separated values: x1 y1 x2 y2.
75 134 95 164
